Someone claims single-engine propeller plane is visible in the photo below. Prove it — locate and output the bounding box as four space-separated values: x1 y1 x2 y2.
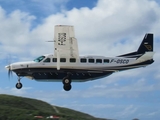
5 25 154 91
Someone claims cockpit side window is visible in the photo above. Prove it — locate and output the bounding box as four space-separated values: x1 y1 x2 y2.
43 58 50 62
34 56 45 62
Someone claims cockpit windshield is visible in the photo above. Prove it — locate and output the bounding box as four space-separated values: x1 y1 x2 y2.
34 56 45 62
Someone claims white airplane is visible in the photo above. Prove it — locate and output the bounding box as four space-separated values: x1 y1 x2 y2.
5 25 154 91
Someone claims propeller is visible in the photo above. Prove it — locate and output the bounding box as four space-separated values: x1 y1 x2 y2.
5 64 13 79
6 54 13 79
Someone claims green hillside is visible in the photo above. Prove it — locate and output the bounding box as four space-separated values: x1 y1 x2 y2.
0 94 112 120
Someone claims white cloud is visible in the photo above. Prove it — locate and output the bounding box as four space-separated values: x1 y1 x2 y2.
148 112 156 116
117 105 138 118
0 0 160 100
1 0 160 119
0 0 160 58
0 87 32 96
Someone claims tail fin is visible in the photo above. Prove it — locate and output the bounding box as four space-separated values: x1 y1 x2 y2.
137 33 153 54
117 33 154 58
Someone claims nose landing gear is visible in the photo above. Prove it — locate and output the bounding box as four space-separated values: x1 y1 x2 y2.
15 77 23 89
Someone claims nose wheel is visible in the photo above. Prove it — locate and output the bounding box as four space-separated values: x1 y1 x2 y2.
15 77 23 89
16 83 23 89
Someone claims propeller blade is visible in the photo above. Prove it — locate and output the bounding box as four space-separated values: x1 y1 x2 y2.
10 69 13 77
6 54 13 80
7 65 12 79
8 66 11 79
8 70 10 78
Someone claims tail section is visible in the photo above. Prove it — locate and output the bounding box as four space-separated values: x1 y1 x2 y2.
137 33 153 54
118 33 154 58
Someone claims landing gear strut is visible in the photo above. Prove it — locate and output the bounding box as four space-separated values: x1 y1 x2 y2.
63 73 72 91
15 77 23 89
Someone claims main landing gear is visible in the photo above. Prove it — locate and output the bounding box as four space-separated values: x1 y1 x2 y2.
15 77 23 89
62 73 72 91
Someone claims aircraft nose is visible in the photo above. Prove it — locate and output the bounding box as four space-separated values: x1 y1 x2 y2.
5 65 9 69
5 65 11 70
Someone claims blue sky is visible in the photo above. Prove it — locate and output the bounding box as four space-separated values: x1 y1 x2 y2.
0 0 160 120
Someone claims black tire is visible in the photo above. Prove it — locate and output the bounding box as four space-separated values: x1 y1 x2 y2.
63 84 72 91
62 77 71 85
16 83 23 89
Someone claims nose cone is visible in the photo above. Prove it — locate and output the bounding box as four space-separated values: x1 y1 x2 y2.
5 65 10 70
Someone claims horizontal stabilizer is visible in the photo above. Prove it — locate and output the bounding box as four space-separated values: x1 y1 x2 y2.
137 52 155 62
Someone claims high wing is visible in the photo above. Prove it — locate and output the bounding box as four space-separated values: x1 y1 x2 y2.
54 25 79 58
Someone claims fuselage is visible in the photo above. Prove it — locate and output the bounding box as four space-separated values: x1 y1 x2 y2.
4 25 155 91
5 53 154 82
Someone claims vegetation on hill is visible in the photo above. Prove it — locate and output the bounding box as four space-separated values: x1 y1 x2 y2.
0 94 111 120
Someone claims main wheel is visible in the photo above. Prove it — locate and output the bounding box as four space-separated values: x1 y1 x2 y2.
16 83 23 89
63 77 71 85
63 84 72 91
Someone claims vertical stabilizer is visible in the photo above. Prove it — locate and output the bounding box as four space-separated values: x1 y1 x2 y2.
117 33 154 58
137 33 153 54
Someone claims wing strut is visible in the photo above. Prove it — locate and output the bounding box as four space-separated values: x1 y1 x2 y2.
57 49 60 70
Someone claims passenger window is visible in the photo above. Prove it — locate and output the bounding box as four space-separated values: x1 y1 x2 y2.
89 59 94 63
52 58 57 62
104 59 109 63
80 58 87 63
60 58 66 62
70 58 76 63
43 58 50 62
96 59 102 63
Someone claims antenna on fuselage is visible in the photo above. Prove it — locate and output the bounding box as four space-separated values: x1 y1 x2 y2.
45 40 56 42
